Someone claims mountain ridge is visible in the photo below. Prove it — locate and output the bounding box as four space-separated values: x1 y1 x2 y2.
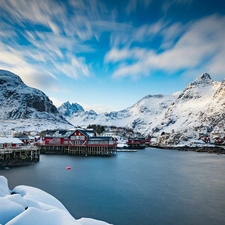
58 73 225 136
1 69 224 136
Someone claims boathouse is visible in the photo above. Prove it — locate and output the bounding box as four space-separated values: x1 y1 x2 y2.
0 137 40 167
39 129 117 156
0 137 23 148
127 137 146 149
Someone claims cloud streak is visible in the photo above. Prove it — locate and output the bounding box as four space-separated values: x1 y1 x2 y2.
0 0 100 91
105 14 225 79
0 0 224 112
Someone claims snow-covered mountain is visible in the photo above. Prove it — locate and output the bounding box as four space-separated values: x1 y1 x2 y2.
2 69 225 136
0 70 72 131
58 101 84 117
59 94 179 133
58 101 98 125
149 73 221 134
59 73 225 136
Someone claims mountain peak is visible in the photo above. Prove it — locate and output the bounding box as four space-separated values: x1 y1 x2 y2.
0 69 24 88
188 72 212 88
58 101 84 118
200 72 211 80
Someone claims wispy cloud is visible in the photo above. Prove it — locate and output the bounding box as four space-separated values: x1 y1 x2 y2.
105 14 225 79
105 48 148 63
0 0 64 34
126 0 152 15
0 0 100 92
55 56 91 79
0 0 224 113
109 20 166 48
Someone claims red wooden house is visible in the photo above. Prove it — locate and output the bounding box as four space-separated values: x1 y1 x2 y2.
42 129 96 146
40 129 117 156
127 137 146 149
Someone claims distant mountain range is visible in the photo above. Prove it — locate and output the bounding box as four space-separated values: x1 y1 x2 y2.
58 73 225 136
1 69 225 135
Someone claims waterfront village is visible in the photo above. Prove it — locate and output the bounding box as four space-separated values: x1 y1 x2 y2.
1 123 225 167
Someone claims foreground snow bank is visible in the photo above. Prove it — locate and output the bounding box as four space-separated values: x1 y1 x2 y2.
0 176 112 225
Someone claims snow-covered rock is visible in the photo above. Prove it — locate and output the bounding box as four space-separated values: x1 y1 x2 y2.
0 70 69 123
0 70 74 131
0 176 112 225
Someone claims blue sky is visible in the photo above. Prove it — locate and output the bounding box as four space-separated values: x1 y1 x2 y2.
0 0 225 113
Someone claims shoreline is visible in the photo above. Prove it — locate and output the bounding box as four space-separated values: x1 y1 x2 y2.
148 145 225 154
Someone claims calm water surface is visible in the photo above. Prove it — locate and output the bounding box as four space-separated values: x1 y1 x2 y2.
1 148 225 225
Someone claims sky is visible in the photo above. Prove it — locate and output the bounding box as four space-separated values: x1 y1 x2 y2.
0 0 225 113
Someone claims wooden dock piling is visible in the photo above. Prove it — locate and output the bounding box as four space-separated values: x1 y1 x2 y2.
0 146 40 167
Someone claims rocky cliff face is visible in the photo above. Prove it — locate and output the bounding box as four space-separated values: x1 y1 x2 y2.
0 70 68 124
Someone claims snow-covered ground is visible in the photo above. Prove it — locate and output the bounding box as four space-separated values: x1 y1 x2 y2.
0 176 112 225
0 119 74 135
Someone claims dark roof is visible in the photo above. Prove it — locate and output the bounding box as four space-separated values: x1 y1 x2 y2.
44 130 74 138
77 129 91 138
44 129 95 138
128 137 145 140
14 136 30 140
88 136 112 141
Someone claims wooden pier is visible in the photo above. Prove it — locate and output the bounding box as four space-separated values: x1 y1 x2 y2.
0 146 40 167
68 145 116 156
38 144 117 156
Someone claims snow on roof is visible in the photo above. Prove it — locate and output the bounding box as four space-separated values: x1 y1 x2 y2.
0 176 112 225
0 137 23 144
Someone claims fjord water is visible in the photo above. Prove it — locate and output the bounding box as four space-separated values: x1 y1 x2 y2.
1 148 225 225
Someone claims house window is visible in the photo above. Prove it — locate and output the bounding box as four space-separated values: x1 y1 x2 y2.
80 136 85 140
75 136 79 140
70 136 75 140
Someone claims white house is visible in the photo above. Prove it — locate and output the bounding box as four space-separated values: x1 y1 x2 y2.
0 138 23 149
